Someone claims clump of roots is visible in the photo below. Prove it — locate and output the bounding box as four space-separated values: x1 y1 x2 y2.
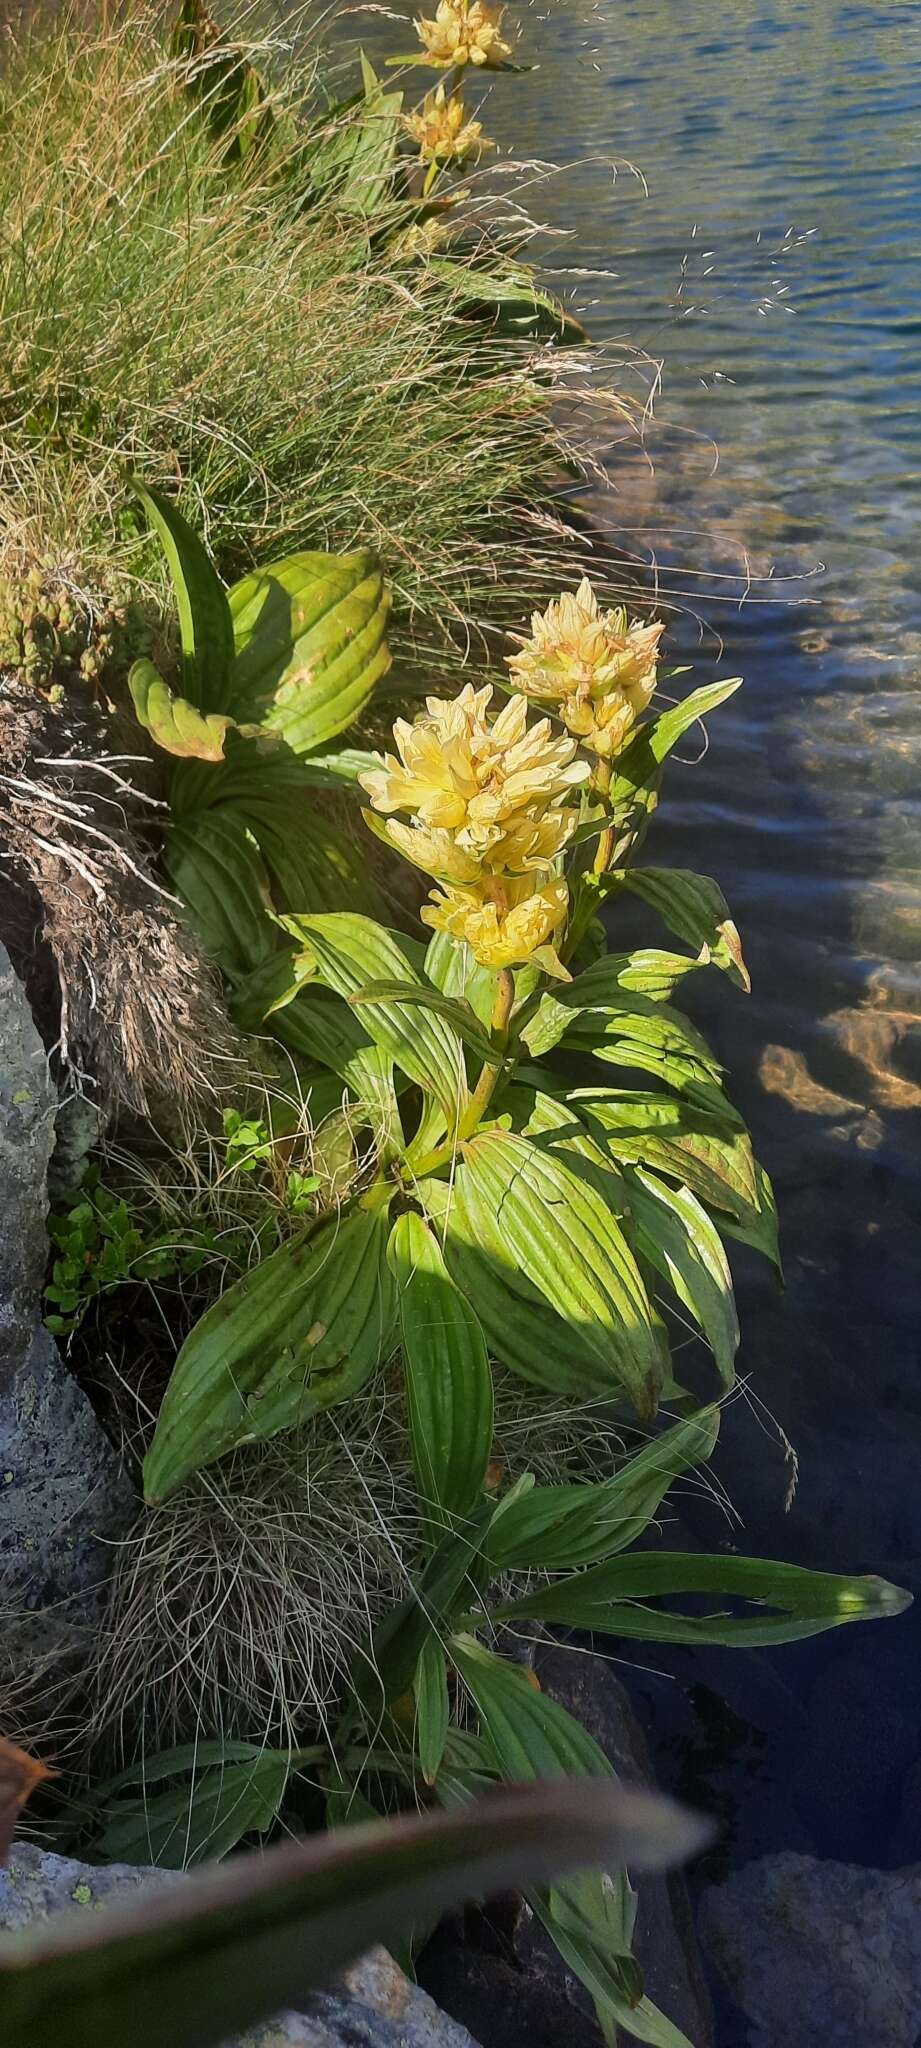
0 663 243 1127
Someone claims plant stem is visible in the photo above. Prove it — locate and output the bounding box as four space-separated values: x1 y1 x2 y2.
592 757 614 876
408 968 515 1178
457 966 515 1142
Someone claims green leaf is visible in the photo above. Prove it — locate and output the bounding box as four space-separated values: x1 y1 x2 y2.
389 1211 494 1527
522 959 721 1064
605 679 742 864
533 1885 694 2048
573 1090 759 1222
132 481 235 715
605 869 750 992
494 1553 912 1647
414 1637 450 1788
228 947 317 1031
424 930 499 1031
447 1637 684 2046
144 1198 397 1501
285 915 467 1127
351 980 495 1064
227 551 391 753
459 1129 665 1421
270 986 399 1141
128 661 235 762
626 1167 740 1387
94 1753 291 1871
717 1158 784 1279
239 799 382 918
0 1784 708 2048
422 1175 651 1404
486 1409 720 1571
426 255 586 343
163 811 276 981
352 1509 495 1718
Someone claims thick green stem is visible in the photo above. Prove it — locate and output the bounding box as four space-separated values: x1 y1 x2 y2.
408 967 515 1178
457 966 515 1142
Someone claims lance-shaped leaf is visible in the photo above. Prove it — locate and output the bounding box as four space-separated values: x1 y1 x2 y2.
414 1637 450 1789
522 959 722 1066
239 798 383 918
0 1782 707 2048
133 481 235 715
268 987 400 1143
606 678 742 863
459 1129 665 1421
494 1553 911 1647
717 1159 783 1280
573 1090 759 1222
389 1211 494 1527
626 1167 740 1388
164 811 276 981
128 661 236 762
144 1197 397 1501
425 929 503 1030
285 914 467 1126
564 1001 724 1095
352 981 496 1064
486 1409 719 1572
227 550 391 754
426 255 586 343
351 1508 495 1718
427 1172 632 1401
445 1644 696 2048
94 1752 291 1872
605 869 750 993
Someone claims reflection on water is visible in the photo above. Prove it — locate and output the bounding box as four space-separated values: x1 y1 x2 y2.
336 0 921 1877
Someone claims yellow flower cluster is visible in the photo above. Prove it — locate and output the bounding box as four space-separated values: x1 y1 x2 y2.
414 0 514 69
361 685 586 971
507 577 665 760
402 84 493 166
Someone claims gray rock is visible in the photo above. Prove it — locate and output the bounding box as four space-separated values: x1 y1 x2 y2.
0 1844 481 2048
0 945 133 1688
698 1851 921 2047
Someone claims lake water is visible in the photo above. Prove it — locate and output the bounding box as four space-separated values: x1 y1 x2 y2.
329 0 921 1895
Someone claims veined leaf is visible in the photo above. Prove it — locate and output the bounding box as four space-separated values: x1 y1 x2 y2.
352 980 495 1064
426 255 586 343
446 1642 695 2048
285 914 467 1127
144 1198 397 1501
485 1409 720 1571
605 869 750 993
227 550 391 754
425 930 503 1031
269 986 400 1143
414 1637 450 1788
389 1211 494 1527
0 1783 707 2048
459 1129 665 1421
428 1173 634 1401
626 1167 739 1387
573 1090 759 1222
132 481 235 715
239 799 382 918
128 661 235 761
494 1553 911 1647
163 811 276 981
228 948 317 1031
612 679 743 798
352 1508 495 1718
718 1159 784 1280
521 960 721 1067
94 1753 290 1871
565 1003 724 1094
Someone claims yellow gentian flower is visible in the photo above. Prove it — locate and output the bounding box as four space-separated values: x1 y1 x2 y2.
507 577 665 756
359 684 587 857
421 873 570 975
414 0 514 69
402 84 494 165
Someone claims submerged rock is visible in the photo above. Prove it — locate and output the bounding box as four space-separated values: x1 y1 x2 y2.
0 1844 481 2048
698 1851 921 2047
0 945 133 1716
